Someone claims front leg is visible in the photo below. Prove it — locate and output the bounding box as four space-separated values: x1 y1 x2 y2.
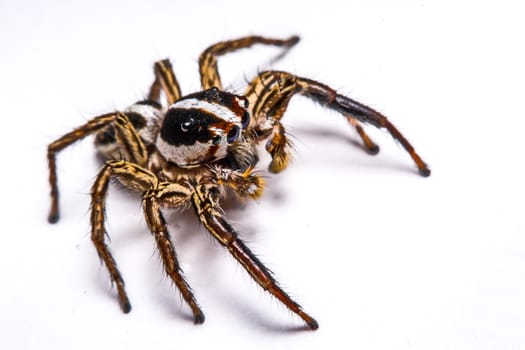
246 71 430 176
90 160 159 313
143 183 205 324
91 160 203 322
192 185 318 330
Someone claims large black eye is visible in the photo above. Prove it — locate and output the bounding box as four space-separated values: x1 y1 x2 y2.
241 111 250 129
180 117 196 132
226 126 240 144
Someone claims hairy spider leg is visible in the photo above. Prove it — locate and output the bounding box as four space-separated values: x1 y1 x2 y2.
47 112 148 223
192 184 319 330
245 71 431 176
198 34 378 156
245 72 383 172
91 160 205 323
198 35 300 90
347 116 380 155
148 59 182 105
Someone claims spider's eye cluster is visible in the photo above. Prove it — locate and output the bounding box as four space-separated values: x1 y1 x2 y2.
227 125 241 143
156 88 250 167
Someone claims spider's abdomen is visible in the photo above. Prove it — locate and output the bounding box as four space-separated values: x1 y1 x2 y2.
95 100 162 160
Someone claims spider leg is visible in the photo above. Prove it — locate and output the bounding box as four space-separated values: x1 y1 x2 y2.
90 160 159 313
199 35 300 90
245 71 430 176
347 116 380 155
148 59 182 105
143 183 205 324
192 185 318 330
47 112 147 223
91 160 204 322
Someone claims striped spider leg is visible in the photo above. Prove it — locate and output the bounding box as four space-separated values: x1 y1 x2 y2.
91 160 205 323
191 182 318 330
245 70 431 176
47 111 149 223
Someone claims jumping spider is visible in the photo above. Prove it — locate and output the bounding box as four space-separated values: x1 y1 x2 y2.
47 35 430 330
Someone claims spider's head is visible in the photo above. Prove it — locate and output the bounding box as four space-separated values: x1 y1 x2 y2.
156 87 251 168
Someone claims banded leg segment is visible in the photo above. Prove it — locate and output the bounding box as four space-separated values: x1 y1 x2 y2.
91 160 159 313
199 35 300 90
112 112 149 166
91 161 204 321
47 113 148 223
246 71 431 176
192 185 318 330
143 183 205 324
149 59 182 105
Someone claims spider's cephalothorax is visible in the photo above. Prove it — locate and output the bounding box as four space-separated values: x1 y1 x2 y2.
156 88 248 167
47 35 431 331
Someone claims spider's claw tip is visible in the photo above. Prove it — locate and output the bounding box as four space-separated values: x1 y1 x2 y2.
120 300 132 314
193 311 205 325
366 144 380 155
300 311 319 330
48 213 60 224
419 167 431 177
287 35 300 46
307 319 319 330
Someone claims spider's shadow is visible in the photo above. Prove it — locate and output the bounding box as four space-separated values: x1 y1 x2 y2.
291 125 419 175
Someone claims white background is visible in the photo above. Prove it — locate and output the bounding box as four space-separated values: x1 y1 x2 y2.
1 0 524 349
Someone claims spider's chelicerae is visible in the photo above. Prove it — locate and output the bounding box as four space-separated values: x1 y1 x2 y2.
47 35 430 330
